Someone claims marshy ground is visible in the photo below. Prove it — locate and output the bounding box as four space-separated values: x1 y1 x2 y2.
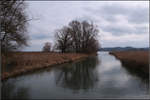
2 52 95 80
2 51 149 80
109 51 149 78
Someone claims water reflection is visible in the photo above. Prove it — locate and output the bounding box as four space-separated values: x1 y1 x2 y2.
54 57 100 91
120 62 149 94
121 62 149 80
2 52 149 99
2 80 30 99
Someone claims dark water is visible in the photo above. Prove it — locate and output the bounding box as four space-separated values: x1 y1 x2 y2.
2 52 149 99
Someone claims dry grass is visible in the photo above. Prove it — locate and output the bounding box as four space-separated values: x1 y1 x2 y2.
110 51 149 75
2 52 95 80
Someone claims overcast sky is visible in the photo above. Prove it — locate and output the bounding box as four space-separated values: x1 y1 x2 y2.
24 1 149 51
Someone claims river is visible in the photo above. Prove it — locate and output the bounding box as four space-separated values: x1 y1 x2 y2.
2 52 149 99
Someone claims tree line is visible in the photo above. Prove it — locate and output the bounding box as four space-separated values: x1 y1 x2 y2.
54 20 100 53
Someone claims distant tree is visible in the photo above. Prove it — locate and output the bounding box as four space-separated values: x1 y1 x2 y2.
55 20 100 53
0 0 30 53
42 42 51 52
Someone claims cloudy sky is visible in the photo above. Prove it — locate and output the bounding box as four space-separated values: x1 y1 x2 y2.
24 1 149 51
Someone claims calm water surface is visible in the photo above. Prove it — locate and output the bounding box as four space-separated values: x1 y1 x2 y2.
2 52 149 99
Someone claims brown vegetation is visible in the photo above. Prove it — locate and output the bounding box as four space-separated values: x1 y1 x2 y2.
2 52 96 81
110 51 149 77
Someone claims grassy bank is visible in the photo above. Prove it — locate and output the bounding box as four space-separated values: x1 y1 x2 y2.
2 52 96 81
109 51 149 78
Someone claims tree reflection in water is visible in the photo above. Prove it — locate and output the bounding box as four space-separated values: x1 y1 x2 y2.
2 80 30 99
54 56 100 92
121 62 149 93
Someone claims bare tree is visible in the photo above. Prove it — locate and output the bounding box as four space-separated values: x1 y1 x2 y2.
70 20 100 53
54 20 100 53
42 42 51 52
80 20 99 53
69 20 82 52
0 0 29 53
55 26 72 53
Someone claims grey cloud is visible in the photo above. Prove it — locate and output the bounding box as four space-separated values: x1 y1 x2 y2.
31 34 50 39
100 5 128 15
101 25 148 36
83 5 128 22
134 26 149 34
101 26 132 36
101 38 149 48
83 4 149 24
83 3 149 36
127 8 149 24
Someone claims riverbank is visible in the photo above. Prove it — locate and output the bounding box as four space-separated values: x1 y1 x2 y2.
109 51 149 77
2 52 96 81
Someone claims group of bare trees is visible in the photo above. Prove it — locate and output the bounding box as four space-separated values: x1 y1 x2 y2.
55 20 100 53
0 0 29 54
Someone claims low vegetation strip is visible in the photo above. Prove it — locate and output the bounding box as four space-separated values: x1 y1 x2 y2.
109 51 149 75
2 52 95 81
